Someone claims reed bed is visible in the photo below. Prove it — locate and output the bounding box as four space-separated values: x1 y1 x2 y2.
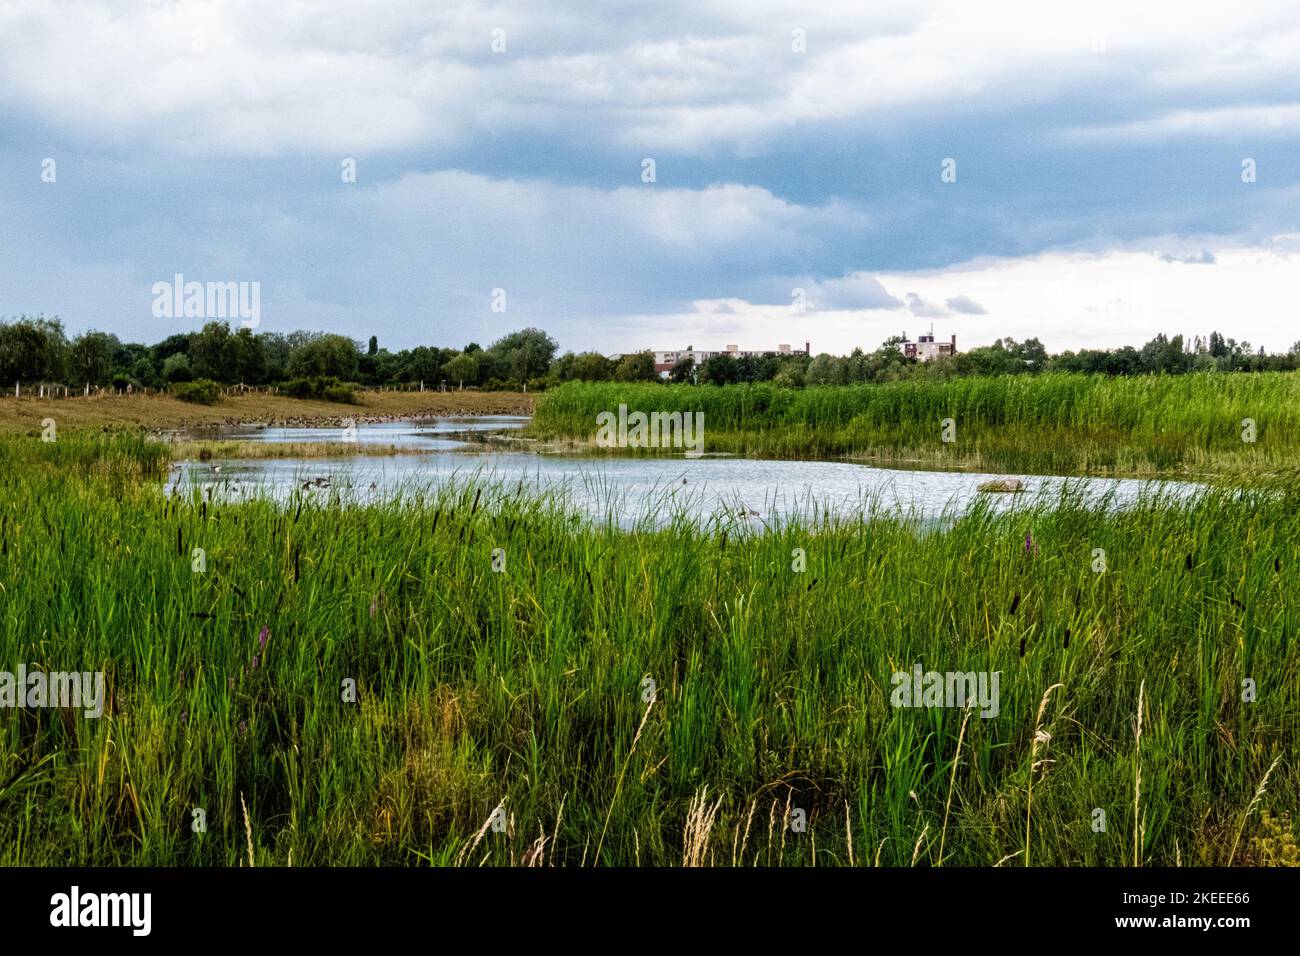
0 435 1295 866
530 373 1300 477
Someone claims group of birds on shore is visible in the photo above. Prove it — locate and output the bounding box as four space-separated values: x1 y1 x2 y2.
195 446 384 495
298 476 380 494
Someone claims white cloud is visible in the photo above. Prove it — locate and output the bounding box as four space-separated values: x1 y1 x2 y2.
362 169 870 262
882 242 1300 352
4 0 1300 155
604 238 1300 355
1063 103 1300 142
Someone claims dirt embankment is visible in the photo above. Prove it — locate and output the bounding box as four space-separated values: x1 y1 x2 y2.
0 390 536 436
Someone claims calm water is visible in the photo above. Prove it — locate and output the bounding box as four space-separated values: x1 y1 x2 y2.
166 416 1202 527
170 415 525 451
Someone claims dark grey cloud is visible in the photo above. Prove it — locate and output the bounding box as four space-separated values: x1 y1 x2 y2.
945 295 988 314
1158 250 1216 265
805 274 904 311
905 292 947 318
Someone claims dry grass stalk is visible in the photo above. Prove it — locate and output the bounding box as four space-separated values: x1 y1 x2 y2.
595 687 655 864
910 823 930 866
682 787 723 867
766 799 777 866
455 797 506 867
1134 679 1145 867
241 791 254 867
939 701 974 866
1025 683 1064 866
522 797 565 867
1229 754 1282 866
845 799 856 867
733 797 757 866
780 789 791 858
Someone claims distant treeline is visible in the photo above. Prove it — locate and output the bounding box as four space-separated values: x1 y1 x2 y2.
0 317 563 392
3 315 1298 393
676 333 1300 386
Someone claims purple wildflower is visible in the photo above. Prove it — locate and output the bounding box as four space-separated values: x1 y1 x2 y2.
1025 532 1039 556
251 654 259 670
258 625 270 652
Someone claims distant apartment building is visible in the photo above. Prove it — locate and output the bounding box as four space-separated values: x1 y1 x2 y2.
900 332 957 362
609 342 812 379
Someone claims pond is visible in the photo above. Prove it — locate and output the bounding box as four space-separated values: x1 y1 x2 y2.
166 416 1203 527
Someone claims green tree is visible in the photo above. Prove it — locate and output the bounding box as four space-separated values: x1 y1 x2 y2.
486 328 558 383
698 354 741 385
257 333 292 381
443 352 478 386
113 342 155 387
401 346 442 384
1018 337 1048 371
189 322 238 382
804 353 842 386
772 361 805 387
233 327 268 384
572 352 615 381
69 330 120 385
288 334 359 379
162 352 193 382
0 315 70 383
614 350 657 382
1139 333 1191 374
951 340 1019 376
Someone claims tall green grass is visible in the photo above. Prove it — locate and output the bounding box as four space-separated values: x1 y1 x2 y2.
0 435 1296 865
531 373 1300 476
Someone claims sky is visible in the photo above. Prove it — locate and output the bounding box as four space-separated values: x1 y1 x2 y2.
1 0 1299 356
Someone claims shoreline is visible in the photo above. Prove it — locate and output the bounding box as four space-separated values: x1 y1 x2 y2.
0 389 536 436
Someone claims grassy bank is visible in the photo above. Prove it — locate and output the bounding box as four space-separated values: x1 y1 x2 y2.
530 374 1300 477
166 440 419 461
0 389 535 437
0 434 1295 866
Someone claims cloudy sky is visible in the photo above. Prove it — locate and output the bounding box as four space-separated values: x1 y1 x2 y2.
2 0 1299 355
